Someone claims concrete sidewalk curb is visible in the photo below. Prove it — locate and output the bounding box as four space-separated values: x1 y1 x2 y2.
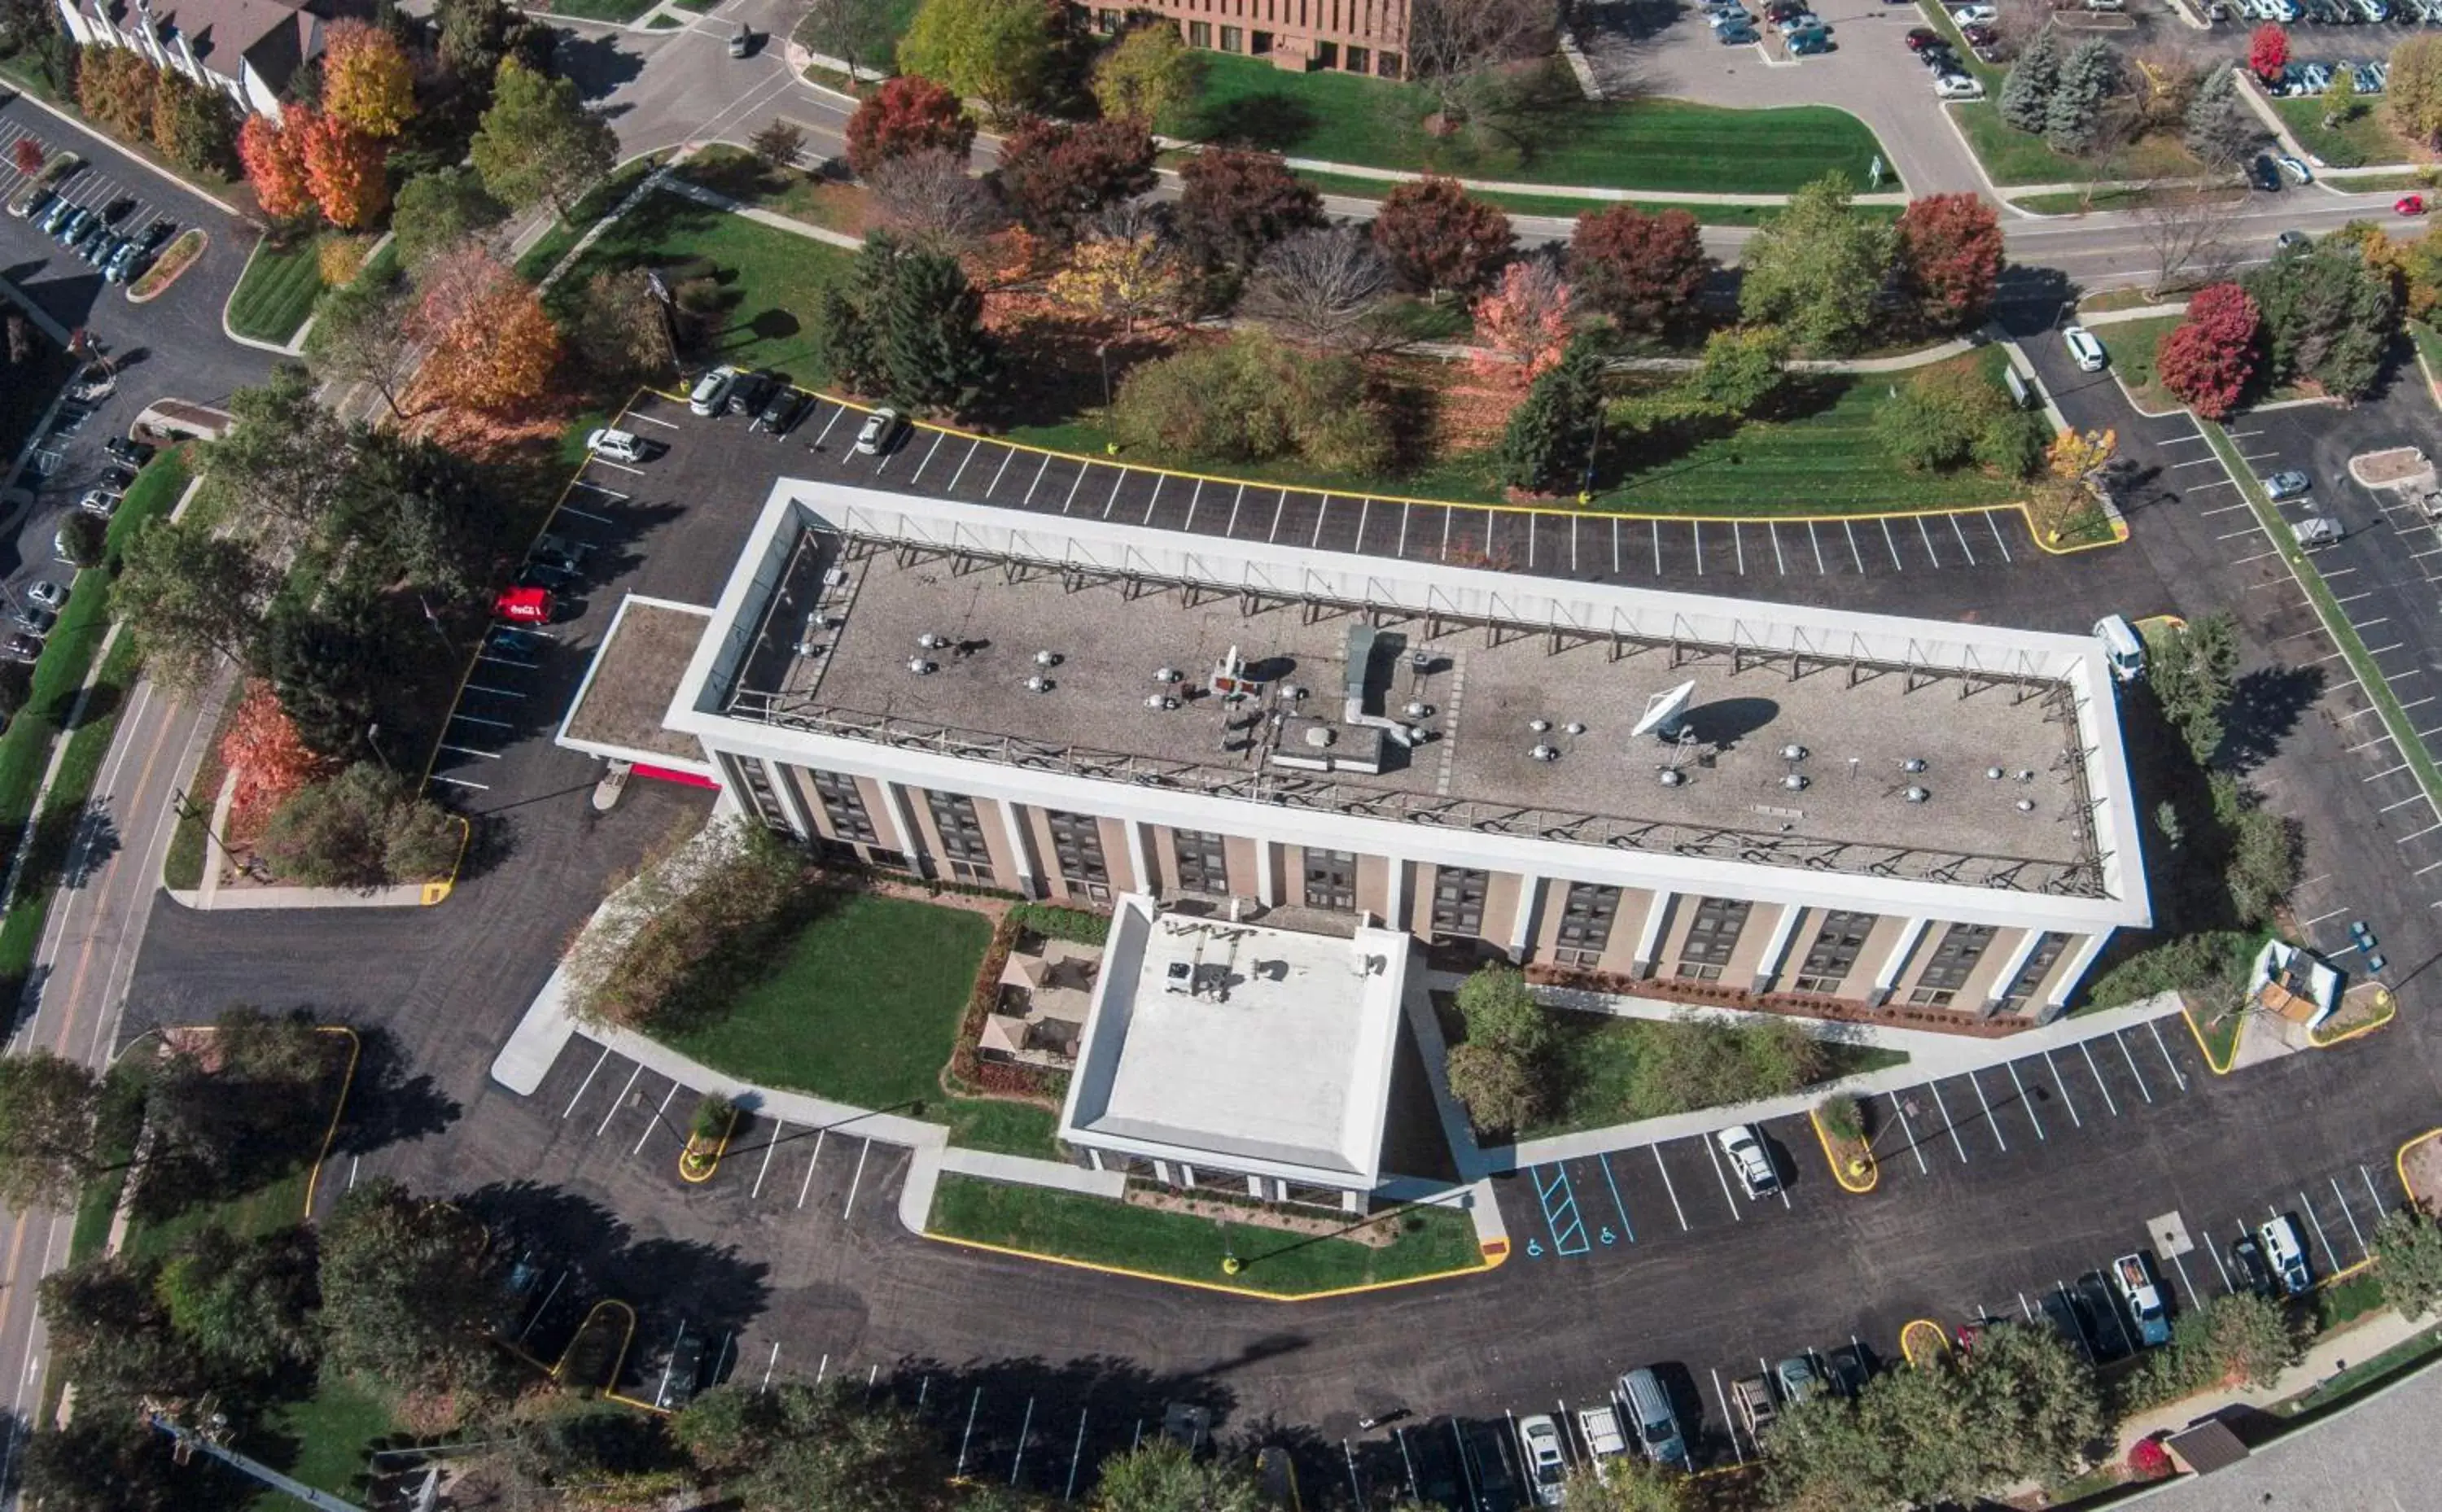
220 235 311 358
1147 136 1909 208
0 87 242 216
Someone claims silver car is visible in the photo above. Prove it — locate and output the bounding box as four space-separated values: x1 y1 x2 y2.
1717 1124 1781 1198
687 365 738 417
2261 470 2311 500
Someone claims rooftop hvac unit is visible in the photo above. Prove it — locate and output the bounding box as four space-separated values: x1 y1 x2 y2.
1530 744 1558 763
1902 757 1928 773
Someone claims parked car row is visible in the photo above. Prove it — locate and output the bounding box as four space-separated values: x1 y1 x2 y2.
2221 0 2442 23
685 364 814 436
29 193 172 284
2267 58 2390 94
1699 0 1831 49
1915 21 1986 97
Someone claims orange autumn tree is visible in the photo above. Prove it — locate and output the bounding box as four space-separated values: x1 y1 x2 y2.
221 681 326 833
237 111 313 219
410 246 562 415
300 111 390 229
320 20 416 138
1469 260 1573 387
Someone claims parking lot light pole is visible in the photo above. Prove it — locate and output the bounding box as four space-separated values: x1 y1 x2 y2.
365 722 394 777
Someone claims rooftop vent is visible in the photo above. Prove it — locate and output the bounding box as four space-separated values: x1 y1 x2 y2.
1902 757 1928 773
1989 767 2006 780
1404 700 1430 719
1782 744 1808 762
1530 718 1551 733
1783 773 1808 791
1530 743 1558 763
1154 666 1181 684
1145 694 1179 711
1026 674 1053 693
1034 649 1061 668
908 658 936 675
917 631 948 649
1904 786 1930 803
1660 767 1686 787
1565 721 1586 736
2017 798 2037 813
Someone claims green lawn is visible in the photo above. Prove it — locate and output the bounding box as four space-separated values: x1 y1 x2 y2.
1516 1010 1908 1140
676 144 876 236
549 186 852 384
929 1175 1485 1296
2011 186 2149 215
65 1064 147 1265
2315 1270 2387 1333
534 0 657 22
794 0 921 71
2183 1000 2241 1071
2413 321 2442 402
1168 53 1888 193
661 893 990 1110
225 234 326 345
2100 314 2185 414
243 1378 398 1510
1013 348 2036 518
1949 100 2205 187
119 1034 353 1264
2276 1322 2442 1417
1285 167 1904 227
942 1095 1063 1157
514 155 665 283
2273 98 2415 170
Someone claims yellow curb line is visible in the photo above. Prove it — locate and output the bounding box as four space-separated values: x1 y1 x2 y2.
918 1229 1496 1302
678 1109 738 1183
1899 1318 1950 1368
2179 1001 2238 1077
298 1025 362 1221
2309 986 2396 1049
1808 1108 1878 1194
420 815 474 906
711 387 2125 555
2396 1127 2442 1208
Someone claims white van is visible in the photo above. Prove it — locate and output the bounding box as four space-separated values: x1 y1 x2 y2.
586 427 648 464
2094 615 2145 683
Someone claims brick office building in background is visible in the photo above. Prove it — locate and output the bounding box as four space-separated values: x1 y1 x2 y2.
1096 0 1411 77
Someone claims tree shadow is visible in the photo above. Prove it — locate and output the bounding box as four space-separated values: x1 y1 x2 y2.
328 1024 462 1159
2216 663 2324 776
1179 94 1319 152
554 28 650 103
882 1350 1258 1496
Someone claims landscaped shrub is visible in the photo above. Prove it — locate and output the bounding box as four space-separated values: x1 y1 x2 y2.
2118 1292 2304 1411
1817 1092 1865 1143
2374 1208 2442 1318
1107 331 1390 473
1007 901 1109 945
257 762 462 888
563 823 821 1030
1626 1011 1827 1117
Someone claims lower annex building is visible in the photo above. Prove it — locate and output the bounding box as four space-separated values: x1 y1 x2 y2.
558 480 2150 1208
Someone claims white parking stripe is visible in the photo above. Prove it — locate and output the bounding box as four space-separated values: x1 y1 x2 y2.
562 1043 613 1118
597 1059 646 1136
2292 1195 2344 1275
2205 1235 2235 1294
633 1079 679 1154
2041 1049 2082 1128
1926 1081 1971 1162
1696 1134 1742 1221
1649 1145 1690 1230
2114 1032 2155 1103
1966 1070 2007 1153
1887 1091 1929 1174
2077 1039 2120 1117
2144 1019 2189 1092
796 1128 826 1209
628 412 680 429
751 1120 785 1198
2330 1175 2370 1260
2005 1060 2045 1141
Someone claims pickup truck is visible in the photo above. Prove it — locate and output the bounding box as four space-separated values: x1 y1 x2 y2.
2110 1252 2173 1348
1576 1403 1628 1467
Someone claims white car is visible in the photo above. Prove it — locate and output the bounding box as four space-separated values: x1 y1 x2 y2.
1516 1415 1567 1506
586 426 649 463
1936 73 1985 99
2276 155 2312 186
1775 11 1822 30
1950 3 1998 21
2063 325 2107 372
687 365 738 417
2260 1216 2314 1295
24 581 63 612
1716 1125 1780 1199
853 406 904 457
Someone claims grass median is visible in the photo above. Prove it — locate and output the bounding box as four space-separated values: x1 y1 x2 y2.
225 234 326 345
928 1174 1486 1296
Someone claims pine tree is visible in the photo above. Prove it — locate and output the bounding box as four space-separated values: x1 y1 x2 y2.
2046 39 2120 155
881 247 997 413
1494 335 1607 496
1998 27 2062 134
2185 64 2256 166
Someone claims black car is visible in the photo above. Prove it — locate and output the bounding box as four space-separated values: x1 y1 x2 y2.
517 559 580 593
102 436 154 467
725 369 777 417
1455 1419 1521 1512
2230 1235 2279 1297
2074 1272 2138 1361
137 219 174 251
1823 1343 1872 1396
69 218 109 258
2 636 40 666
17 187 55 222
1398 1422 1466 1509
753 387 806 435
2250 153 2283 191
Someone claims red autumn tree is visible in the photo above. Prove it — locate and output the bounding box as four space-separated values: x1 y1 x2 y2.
1894 192 2006 331
410 246 563 414
2157 281 2263 420
238 111 314 220
994 116 1158 240
2248 23 2288 85
844 74 976 176
300 111 390 229
221 681 326 833
11 138 42 177
1567 203 1710 336
1370 175 1513 304
1175 147 1323 272
1471 259 1575 385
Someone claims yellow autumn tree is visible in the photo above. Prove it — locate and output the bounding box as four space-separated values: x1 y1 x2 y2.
1046 233 1187 335
409 246 562 415
322 20 416 138
2046 426 2116 481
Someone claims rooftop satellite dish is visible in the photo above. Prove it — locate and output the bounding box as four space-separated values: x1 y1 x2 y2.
1631 680 1697 742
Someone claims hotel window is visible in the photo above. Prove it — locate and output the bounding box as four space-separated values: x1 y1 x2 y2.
1095 7 1118 28
1554 883 1620 967
1378 50 1401 76
1173 829 1228 894
1047 811 1110 899
1793 911 1875 994
1908 923 1998 1007
924 791 996 884
1345 44 1369 72
1999 931 2070 1013
1431 867 1488 939
1188 20 1210 45
1219 24 1241 49
1304 848 1357 911
809 768 877 845
1674 897 1751 981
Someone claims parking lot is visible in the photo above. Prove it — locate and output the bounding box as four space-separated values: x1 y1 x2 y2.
0 116 184 294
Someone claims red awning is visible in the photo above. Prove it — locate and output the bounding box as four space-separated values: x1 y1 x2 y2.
632 763 718 789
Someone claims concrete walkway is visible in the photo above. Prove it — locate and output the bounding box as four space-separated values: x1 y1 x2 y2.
2116 1308 2434 1462
1148 142 1910 207
655 173 862 251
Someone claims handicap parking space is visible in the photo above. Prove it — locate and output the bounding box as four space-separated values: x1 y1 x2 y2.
1503 1114 1822 1264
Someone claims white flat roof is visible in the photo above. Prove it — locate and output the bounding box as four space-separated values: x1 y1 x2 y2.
1058 897 1409 1186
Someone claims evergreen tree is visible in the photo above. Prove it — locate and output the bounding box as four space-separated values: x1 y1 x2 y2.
2046 39 2120 155
881 247 997 413
1494 335 1607 496
1998 27 2062 134
2185 63 2257 166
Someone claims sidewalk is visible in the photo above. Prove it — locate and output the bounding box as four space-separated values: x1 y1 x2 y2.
1146 142 1911 208
2116 1309 2435 1461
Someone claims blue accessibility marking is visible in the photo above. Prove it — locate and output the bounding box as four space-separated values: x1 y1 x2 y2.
1600 1227 1617 1247
1533 1165 1591 1256
1597 1152 1636 1243
1526 1237 1545 1258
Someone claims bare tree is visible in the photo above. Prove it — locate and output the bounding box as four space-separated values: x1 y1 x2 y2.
1242 226 1394 352
1404 0 1554 122
865 148 1008 256
793 0 895 81
2133 183 2247 298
